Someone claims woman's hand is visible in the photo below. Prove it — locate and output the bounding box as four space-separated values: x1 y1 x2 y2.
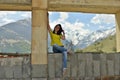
61 30 65 40
62 30 65 36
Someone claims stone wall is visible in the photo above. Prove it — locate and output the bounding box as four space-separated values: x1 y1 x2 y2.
48 53 120 80
0 53 120 80
0 56 31 80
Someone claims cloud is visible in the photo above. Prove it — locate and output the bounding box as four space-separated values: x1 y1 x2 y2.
51 12 69 23
50 12 89 32
0 11 17 26
50 12 69 29
0 11 15 19
99 25 105 29
0 18 15 26
0 11 16 16
2 18 15 23
59 12 69 21
91 14 115 25
0 11 31 26
21 12 31 18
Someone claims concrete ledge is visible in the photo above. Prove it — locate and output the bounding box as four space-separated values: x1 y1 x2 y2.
0 53 119 79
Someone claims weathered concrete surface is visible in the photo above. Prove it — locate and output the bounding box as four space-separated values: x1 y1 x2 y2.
0 0 31 4
0 0 120 13
0 56 31 79
0 53 120 80
48 0 120 13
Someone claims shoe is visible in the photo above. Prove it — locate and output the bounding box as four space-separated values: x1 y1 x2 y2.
63 68 67 76
67 49 74 55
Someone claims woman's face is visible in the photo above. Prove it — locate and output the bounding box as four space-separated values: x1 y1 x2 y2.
55 26 60 32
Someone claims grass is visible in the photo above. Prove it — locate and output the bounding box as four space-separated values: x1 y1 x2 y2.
76 35 116 53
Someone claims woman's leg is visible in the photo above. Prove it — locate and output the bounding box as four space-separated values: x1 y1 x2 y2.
53 44 67 68
62 51 67 68
62 51 68 75
53 44 67 52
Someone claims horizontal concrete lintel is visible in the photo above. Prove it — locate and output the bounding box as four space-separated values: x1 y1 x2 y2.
0 0 31 4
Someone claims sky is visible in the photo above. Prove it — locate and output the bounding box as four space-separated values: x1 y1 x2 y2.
0 11 116 46
0 11 116 33
49 12 115 33
0 11 31 26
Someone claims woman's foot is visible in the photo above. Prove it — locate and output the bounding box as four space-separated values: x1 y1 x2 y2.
63 68 67 76
67 49 73 55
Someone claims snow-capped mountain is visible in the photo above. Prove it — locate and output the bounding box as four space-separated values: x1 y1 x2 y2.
64 28 90 45
75 27 116 49
48 27 116 52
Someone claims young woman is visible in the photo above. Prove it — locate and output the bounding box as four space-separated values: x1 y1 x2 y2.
47 14 68 75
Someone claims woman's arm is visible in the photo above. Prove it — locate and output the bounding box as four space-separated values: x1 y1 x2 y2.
47 13 52 32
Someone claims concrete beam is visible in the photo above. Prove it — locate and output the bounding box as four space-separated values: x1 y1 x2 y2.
0 0 31 4
0 0 31 11
0 4 31 11
48 0 120 14
0 0 120 13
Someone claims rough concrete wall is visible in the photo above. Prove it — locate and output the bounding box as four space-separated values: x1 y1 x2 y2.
48 53 120 80
0 56 31 80
0 53 120 80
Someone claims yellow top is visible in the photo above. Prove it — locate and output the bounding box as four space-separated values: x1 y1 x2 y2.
49 31 64 46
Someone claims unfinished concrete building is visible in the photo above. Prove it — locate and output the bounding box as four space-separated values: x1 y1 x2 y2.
0 0 120 80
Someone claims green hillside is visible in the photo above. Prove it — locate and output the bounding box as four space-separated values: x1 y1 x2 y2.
0 41 31 54
77 35 116 53
0 19 31 54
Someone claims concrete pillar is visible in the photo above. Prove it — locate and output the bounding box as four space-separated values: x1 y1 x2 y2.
115 12 120 52
31 0 48 78
31 0 48 64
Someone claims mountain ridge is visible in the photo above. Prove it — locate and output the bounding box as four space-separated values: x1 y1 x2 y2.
0 18 116 53
0 19 31 53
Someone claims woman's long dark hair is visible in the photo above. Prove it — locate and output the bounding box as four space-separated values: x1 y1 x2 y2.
53 24 63 35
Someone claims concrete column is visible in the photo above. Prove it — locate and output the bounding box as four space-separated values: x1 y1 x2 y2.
115 12 120 52
31 0 48 65
31 0 48 78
